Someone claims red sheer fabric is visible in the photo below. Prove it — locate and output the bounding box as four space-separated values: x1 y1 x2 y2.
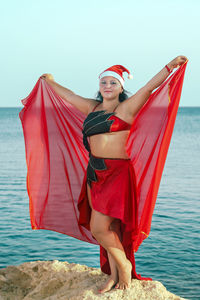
126 61 187 251
19 61 187 278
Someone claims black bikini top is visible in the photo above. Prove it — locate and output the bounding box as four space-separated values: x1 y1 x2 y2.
82 102 132 152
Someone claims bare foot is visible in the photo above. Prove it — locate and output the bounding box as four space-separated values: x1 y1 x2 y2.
115 260 132 290
98 276 118 293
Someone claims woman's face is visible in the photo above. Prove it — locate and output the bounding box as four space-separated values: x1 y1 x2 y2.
99 76 123 100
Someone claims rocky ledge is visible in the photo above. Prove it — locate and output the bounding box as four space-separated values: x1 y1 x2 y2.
0 260 187 300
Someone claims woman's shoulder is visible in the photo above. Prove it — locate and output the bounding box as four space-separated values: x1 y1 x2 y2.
88 100 101 113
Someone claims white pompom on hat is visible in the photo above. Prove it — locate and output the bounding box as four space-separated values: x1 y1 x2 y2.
99 65 133 87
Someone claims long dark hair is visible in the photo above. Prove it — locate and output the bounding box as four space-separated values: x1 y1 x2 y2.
95 89 131 103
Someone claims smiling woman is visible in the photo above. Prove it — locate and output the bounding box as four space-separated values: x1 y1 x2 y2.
97 65 132 103
96 81 130 103
19 57 188 294
100 77 123 99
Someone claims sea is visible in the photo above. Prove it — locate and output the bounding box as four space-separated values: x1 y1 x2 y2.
0 107 199 300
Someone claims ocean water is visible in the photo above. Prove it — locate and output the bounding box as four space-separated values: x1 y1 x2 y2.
0 107 199 300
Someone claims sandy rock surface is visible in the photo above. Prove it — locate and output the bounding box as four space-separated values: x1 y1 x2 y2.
0 260 187 300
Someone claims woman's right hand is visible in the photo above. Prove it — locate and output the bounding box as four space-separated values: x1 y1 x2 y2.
40 73 54 82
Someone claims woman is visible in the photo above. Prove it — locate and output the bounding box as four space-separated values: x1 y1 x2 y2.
33 56 187 293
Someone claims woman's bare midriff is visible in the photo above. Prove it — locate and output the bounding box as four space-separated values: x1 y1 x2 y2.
89 130 130 159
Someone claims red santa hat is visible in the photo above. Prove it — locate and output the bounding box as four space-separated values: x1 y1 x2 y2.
99 64 133 87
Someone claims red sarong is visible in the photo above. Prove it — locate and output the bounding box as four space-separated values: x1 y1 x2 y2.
78 154 146 279
19 61 188 280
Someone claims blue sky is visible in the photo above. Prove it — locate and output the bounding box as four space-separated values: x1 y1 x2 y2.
1 0 199 107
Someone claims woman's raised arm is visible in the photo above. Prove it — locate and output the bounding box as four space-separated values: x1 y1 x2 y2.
40 74 97 115
123 55 188 118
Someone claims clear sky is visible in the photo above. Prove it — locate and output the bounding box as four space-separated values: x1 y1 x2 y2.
1 0 199 107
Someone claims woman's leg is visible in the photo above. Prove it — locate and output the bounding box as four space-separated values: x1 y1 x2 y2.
87 184 132 291
98 220 121 293
107 219 122 278
90 209 132 291
87 184 118 292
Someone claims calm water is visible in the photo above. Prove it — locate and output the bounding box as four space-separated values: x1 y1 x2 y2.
0 107 199 300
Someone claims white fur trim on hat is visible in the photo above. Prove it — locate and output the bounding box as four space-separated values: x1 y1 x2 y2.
99 71 124 87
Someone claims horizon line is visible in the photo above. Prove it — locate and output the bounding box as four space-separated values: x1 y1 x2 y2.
1 106 200 108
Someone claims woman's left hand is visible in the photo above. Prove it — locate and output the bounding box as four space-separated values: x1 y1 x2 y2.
168 55 188 70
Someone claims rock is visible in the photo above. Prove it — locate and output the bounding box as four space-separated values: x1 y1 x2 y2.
0 261 187 300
